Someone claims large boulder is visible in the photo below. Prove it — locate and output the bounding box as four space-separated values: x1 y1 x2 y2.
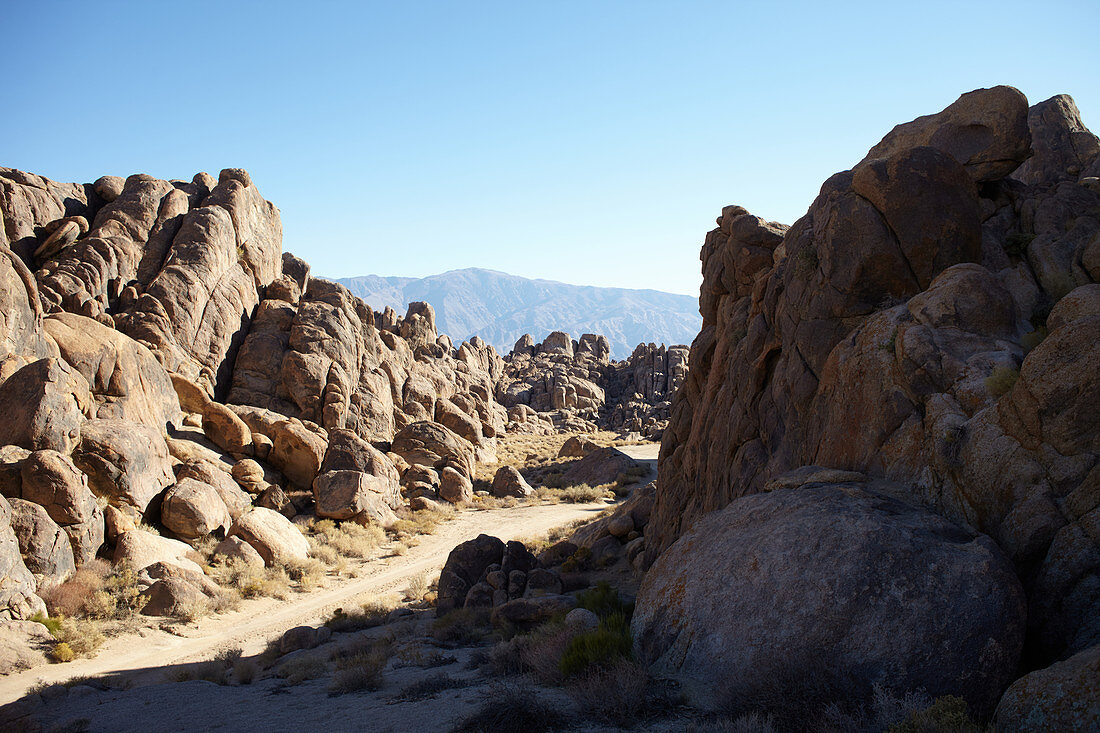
8 498 75 587
72 419 174 517
861 85 1030 182
391 420 476 479
19 450 96 526
490 465 534 498
561 446 639 488
161 478 232 540
633 482 1025 719
227 507 309 566
0 620 52 674
436 534 504 616
0 358 92 454
994 643 1100 731
1011 94 1100 186
113 530 203 574
0 497 44 620
268 419 327 489
313 471 398 525
438 466 473 504
43 312 181 431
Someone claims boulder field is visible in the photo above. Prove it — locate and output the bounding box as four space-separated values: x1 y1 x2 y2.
635 86 1100 727
0 164 677 626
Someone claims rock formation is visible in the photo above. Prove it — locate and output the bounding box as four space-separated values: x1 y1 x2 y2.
498 331 688 438
639 86 1100 722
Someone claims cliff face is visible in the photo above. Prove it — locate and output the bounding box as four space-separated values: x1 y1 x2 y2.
649 87 1100 665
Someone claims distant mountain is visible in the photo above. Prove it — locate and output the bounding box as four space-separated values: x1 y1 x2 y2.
336 268 700 360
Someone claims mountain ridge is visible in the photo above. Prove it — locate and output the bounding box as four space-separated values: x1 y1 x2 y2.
334 267 700 359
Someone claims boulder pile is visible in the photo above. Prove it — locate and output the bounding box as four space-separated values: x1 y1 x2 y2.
499 331 688 439
637 87 1100 726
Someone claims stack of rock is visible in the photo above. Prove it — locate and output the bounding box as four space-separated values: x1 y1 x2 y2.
498 331 688 439
633 87 1100 729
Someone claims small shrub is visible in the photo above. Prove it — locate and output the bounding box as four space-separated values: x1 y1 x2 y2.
450 683 569 733
561 484 609 503
310 520 386 559
277 653 328 684
886 695 981 733
432 607 491 646
38 560 110 617
309 542 340 566
490 621 576 683
576 582 633 620
234 658 258 685
568 659 672 727
795 246 819 276
558 615 633 678
48 617 105 659
169 648 242 685
329 645 388 695
395 647 457 669
325 600 394 633
985 366 1019 397
404 572 430 601
1021 327 1047 353
50 642 75 663
285 557 327 592
391 671 467 701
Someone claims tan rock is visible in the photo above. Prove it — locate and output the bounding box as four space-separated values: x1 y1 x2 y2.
161 478 232 541
0 358 92 454
113 530 203 574
227 507 309 566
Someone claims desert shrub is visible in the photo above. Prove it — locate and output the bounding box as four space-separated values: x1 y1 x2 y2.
692 713 779 732
234 658 258 685
329 641 389 695
561 484 610 503
1021 327 1047 353
985 366 1019 397
795 246 819 276
39 560 109 617
395 647 457 669
490 621 575 683
567 658 677 727
391 671 467 701
886 695 981 733
391 541 409 556
404 572 430 601
102 566 143 617
576 582 633 620
277 653 328 684
616 465 650 487
432 607 492 646
325 599 394 633
210 558 292 599
309 541 340 566
50 642 75 663
450 683 569 733
169 647 242 685
558 613 633 678
285 557 327 591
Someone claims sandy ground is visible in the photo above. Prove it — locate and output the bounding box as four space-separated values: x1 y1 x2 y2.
0 499 619 708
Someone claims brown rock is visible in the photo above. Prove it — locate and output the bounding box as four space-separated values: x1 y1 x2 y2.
391 421 475 479
269 419 327 489
213 535 264 568
490 465 533 498
0 497 44 620
8 498 75 587
994 643 1100 731
201 402 254 457
227 507 309 566
175 460 251 520
72 419 174 517
438 466 473 504
161 478 232 540
0 358 92 454
113 530 203 574
19 450 96 526
436 533 504 616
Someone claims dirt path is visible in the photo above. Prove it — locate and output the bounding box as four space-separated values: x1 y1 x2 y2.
0 500 612 705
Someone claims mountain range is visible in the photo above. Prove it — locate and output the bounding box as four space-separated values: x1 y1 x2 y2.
335 268 700 360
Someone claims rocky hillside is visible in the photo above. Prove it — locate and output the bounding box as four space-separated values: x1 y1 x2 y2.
635 87 1099 728
338 268 700 360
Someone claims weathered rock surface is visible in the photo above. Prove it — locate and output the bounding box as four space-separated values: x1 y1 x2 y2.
633 483 1026 718
994 643 1100 731
0 620 52 674
72 419 174 517
490 465 534 498
19 450 96 526
227 507 309 566
0 358 92 454
650 87 1100 668
436 534 504 616
8 498 75 587
112 530 203 575
161 478 232 540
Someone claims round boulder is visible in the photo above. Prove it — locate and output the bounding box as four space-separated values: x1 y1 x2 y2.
490 466 533 498
632 482 1026 719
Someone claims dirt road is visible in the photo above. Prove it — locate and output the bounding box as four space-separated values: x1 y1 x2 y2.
0 499 613 705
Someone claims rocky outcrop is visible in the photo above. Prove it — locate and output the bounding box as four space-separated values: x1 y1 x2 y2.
634 481 1026 718
994 643 1100 731
648 86 1100 668
498 331 688 439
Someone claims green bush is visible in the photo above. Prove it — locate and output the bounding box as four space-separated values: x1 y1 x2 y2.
886 695 981 733
558 613 633 678
1004 232 1035 256
985 366 1019 397
576 582 633 620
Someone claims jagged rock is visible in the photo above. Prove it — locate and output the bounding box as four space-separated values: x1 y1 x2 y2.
0 497 44 620
175 460 251 520
161 478 232 540
1011 94 1100 186
113 530 203 574
72 419 174 517
8 498 75 587
227 507 309 566
43 312 181 431
650 88 1100 667
490 465 533 498
0 358 92 454
994 643 1100 731
19 450 96 526
634 483 1026 719
437 533 504 616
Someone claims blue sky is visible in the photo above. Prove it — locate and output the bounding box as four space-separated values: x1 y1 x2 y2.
4 1 1097 295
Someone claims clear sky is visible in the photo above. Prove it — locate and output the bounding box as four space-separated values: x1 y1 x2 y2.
4 1 1097 295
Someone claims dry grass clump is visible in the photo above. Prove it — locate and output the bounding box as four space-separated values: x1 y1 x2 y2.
39 560 143 621
308 519 387 559
168 647 243 685
432 607 492 646
490 621 576 684
616 464 651 487
391 671 467 702
277 653 329 685
325 597 397 633
567 658 661 727
328 637 393 695
561 483 613 503
208 558 292 599
985 366 1020 397
450 683 569 733
285 557 327 592
32 612 107 662
389 505 455 539
403 572 432 602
